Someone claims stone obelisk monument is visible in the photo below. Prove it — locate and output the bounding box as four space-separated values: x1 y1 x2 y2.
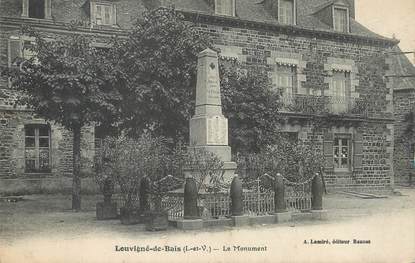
188 48 236 183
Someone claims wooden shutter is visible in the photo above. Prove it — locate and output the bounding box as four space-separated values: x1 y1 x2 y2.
323 130 334 172
353 132 363 170
8 38 22 68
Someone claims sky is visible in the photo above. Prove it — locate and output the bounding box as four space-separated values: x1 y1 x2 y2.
356 0 415 63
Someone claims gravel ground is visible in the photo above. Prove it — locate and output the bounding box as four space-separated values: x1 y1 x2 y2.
0 188 414 263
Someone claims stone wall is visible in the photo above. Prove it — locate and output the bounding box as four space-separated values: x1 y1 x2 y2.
393 89 415 185
0 109 95 179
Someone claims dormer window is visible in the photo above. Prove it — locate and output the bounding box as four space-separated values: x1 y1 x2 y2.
90 1 117 26
279 0 296 25
22 0 52 19
333 6 349 33
215 0 235 16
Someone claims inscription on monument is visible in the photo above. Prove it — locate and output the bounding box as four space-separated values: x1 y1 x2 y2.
207 66 220 101
207 116 228 145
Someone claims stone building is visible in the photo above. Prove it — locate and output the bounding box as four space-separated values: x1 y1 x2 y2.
391 47 415 186
0 0 401 193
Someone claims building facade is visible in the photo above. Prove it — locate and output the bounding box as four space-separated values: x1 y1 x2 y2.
0 0 401 193
391 47 415 186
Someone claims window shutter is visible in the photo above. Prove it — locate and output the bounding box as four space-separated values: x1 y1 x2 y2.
8 38 22 68
353 132 363 170
323 130 334 172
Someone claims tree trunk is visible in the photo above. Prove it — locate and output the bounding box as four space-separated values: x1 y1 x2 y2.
72 125 82 211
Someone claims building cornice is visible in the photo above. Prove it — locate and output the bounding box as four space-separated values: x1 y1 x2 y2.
1 9 399 48
178 10 399 48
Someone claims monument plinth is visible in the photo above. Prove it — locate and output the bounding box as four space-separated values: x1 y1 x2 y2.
188 48 236 183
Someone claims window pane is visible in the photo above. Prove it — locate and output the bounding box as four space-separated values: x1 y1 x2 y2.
39 149 50 170
25 159 36 171
334 139 339 146
25 149 36 159
39 125 49 136
26 126 35 136
341 138 348 146
25 137 36 147
341 147 348 157
39 138 49 148
341 158 348 167
104 6 111 24
280 0 294 24
334 147 339 157
334 8 347 32
29 0 45 19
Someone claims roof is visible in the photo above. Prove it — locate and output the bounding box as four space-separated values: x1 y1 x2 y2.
0 0 394 43
389 46 415 91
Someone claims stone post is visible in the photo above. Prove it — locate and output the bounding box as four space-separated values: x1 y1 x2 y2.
273 173 291 223
183 177 199 220
310 173 328 220
311 173 323 210
230 175 243 216
274 173 286 213
139 176 151 212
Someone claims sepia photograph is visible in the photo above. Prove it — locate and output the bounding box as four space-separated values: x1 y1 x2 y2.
0 0 414 262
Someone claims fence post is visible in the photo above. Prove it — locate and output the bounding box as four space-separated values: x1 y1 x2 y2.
230 175 243 216
311 173 323 210
274 173 286 213
183 177 199 219
139 176 151 212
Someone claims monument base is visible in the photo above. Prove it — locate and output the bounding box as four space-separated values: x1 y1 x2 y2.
187 145 232 162
184 159 237 184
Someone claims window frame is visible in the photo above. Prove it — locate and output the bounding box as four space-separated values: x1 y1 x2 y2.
24 124 52 174
278 0 296 25
333 134 352 172
215 0 236 16
21 0 52 19
333 6 350 33
90 1 117 27
275 64 297 96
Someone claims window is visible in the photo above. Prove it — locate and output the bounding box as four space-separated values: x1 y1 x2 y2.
279 0 295 25
333 135 351 171
25 124 51 173
91 2 117 26
215 0 235 16
330 71 350 113
333 7 348 33
275 65 296 97
7 37 38 69
22 0 51 19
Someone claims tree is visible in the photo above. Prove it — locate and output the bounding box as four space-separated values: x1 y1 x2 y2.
220 61 282 153
107 8 212 141
4 27 121 210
